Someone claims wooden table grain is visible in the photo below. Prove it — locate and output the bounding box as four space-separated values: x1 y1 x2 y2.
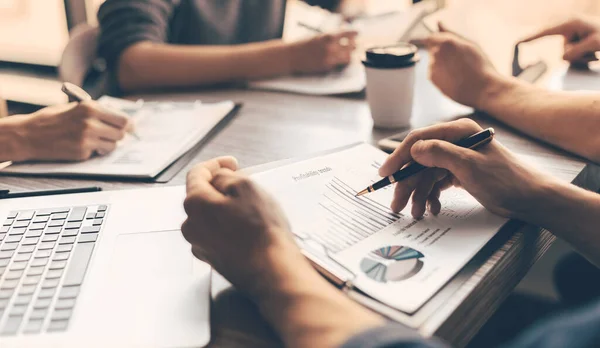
3 1 600 347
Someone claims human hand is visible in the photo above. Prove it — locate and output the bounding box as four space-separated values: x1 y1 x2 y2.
378 119 549 219
289 30 357 74
419 24 504 110
520 17 600 65
14 101 132 161
182 157 302 298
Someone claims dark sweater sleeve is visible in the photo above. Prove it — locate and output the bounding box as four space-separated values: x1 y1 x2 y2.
341 324 448 348
97 0 178 68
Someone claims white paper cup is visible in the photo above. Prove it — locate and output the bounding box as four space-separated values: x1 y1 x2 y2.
362 43 420 129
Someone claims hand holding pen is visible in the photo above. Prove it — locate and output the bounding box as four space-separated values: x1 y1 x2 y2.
363 119 542 220
62 83 141 141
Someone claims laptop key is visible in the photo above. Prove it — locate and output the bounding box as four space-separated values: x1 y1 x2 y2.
22 276 41 286
1 315 24 335
34 298 52 309
46 269 63 279
0 250 14 259
48 320 69 332
10 304 27 316
97 205 107 212
25 230 43 238
23 319 44 334
0 289 14 299
16 211 34 221
5 235 22 243
42 234 60 242
0 299 7 309
59 236 76 245
13 294 32 306
95 212 105 219
30 258 48 267
14 253 32 262
51 212 68 220
33 215 50 223
0 259 10 267
38 242 56 250
53 253 69 261
63 243 94 286
59 286 80 299
51 309 72 321
0 233 5 241
0 243 17 251
29 308 48 319
0 226 9 233
34 249 52 258
5 270 23 280
48 220 65 227
1 279 19 289
81 226 100 234
42 278 60 289
67 207 87 222
22 237 40 245
46 226 62 234
19 245 35 253
38 288 56 299
54 298 76 309
8 212 18 219
27 266 45 276
61 229 78 237
13 220 30 228
85 212 96 220
2 219 13 226
0 267 5 276
64 222 82 229
9 261 27 271
78 234 98 243
56 244 73 253
8 227 26 235
92 219 103 226
18 285 36 295
28 222 46 230
50 261 67 270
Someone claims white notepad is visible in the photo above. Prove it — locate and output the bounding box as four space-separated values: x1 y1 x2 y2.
2 98 236 179
249 143 507 313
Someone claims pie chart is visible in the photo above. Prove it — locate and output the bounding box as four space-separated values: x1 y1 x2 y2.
360 246 424 283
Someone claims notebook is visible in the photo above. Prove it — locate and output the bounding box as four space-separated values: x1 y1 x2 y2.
1 97 238 180
245 143 507 315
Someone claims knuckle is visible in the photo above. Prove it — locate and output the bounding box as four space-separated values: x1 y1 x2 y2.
404 130 422 144
77 102 95 118
457 118 481 131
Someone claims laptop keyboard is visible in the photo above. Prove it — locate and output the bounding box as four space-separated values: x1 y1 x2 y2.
0 205 108 336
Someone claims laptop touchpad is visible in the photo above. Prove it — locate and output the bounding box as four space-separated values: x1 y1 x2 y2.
109 230 194 277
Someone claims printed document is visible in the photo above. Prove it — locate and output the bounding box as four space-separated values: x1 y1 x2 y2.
250 143 507 313
2 98 235 179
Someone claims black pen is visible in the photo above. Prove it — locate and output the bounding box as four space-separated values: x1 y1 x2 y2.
0 187 102 199
356 128 495 197
61 82 141 140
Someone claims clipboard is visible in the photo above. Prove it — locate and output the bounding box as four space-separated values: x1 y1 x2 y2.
242 143 515 332
0 103 242 183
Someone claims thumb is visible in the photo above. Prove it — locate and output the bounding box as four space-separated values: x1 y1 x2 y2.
410 140 474 175
563 34 600 61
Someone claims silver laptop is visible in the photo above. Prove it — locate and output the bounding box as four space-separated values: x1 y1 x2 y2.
0 186 211 347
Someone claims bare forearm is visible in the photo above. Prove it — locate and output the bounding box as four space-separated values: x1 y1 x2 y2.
117 40 294 92
0 116 30 162
517 178 600 268
253 245 384 348
480 77 600 162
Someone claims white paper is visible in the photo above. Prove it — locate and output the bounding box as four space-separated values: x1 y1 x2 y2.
3 99 235 178
249 61 366 95
251 143 507 313
249 2 426 96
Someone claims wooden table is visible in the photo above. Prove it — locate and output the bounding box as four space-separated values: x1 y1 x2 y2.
3 2 600 347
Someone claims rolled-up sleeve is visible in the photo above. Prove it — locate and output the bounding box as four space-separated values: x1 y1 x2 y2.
97 0 178 68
